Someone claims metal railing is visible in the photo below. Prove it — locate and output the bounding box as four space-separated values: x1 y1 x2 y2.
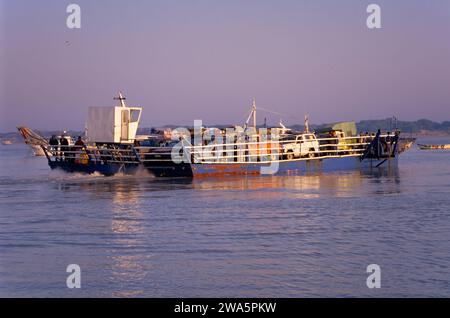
42 145 141 165
138 134 397 164
42 134 398 166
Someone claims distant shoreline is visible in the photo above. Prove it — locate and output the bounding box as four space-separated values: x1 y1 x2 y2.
1 118 450 144
412 130 450 137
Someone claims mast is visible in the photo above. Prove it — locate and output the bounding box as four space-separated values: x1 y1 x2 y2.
252 99 256 130
304 115 310 133
244 98 257 131
114 91 127 107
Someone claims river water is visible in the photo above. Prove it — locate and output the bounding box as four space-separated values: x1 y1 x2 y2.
0 138 449 297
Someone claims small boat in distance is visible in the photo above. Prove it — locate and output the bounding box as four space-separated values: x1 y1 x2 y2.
417 144 450 150
1 139 13 145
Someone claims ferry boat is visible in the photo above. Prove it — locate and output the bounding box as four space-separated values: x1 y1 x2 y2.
40 94 402 178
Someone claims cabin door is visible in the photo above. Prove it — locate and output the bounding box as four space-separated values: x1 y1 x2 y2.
121 110 129 141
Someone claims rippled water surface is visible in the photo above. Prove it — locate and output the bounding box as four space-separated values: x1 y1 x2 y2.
1 138 450 297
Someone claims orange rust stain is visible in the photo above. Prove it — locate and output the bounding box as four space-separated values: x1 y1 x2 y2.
193 166 260 178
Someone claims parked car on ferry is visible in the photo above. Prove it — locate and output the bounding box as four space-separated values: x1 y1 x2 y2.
281 133 320 160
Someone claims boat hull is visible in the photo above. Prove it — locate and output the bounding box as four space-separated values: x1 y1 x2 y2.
143 155 398 178
143 161 193 178
48 161 140 176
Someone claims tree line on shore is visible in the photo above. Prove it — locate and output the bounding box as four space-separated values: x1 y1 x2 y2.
1 118 449 143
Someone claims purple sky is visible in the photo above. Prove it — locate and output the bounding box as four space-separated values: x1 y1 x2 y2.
1 0 450 132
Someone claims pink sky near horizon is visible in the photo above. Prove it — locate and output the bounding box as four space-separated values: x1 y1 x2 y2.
1 0 450 132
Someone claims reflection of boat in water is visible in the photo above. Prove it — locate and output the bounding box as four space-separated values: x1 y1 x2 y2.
193 165 400 196
417 144 450 150
40 93 407 178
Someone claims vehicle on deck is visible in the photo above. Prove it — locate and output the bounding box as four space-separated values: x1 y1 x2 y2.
281 133 319 160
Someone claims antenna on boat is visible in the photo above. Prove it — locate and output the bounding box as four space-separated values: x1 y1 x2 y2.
392 116 398 131
114 91 127 107
252 99 257 130
304 115 310 133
